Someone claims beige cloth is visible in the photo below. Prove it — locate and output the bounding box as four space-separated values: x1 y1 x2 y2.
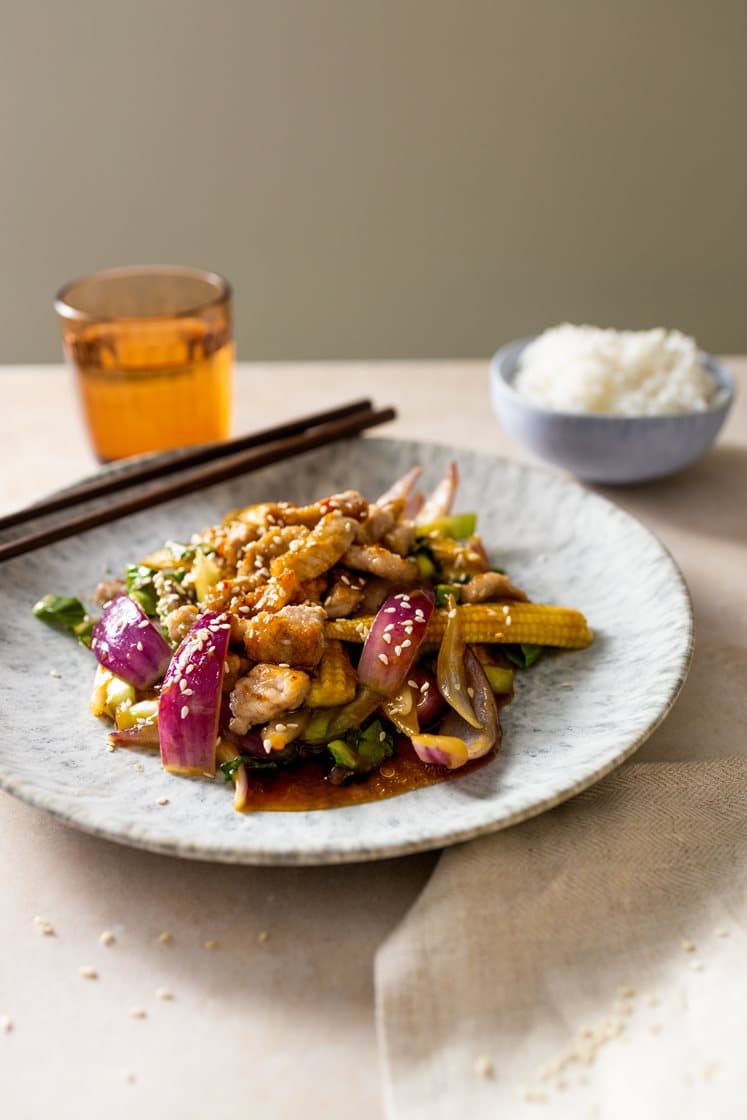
376 759 747 1119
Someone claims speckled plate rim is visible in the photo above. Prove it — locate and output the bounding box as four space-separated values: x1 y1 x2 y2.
0 437 694 864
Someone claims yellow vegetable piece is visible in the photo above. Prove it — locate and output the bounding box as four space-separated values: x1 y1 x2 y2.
306 640 357 708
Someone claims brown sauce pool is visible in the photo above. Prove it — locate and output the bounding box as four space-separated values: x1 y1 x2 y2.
237 739 496 812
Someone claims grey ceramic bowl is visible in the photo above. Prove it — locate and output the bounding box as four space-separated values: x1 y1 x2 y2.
489 338 736 484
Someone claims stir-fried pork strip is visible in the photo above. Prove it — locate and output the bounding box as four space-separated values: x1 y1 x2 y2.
459 571 528 603
342 544 419 583
229 664 311 734
241 604 326 668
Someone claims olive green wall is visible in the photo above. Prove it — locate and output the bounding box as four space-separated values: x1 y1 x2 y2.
1 0 745 361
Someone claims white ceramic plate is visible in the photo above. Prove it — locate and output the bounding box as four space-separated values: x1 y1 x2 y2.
0 437 693 864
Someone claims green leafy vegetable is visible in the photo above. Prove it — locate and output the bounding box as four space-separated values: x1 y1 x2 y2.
219 757 279 782
435 583 463 608
504 644 544 670
165 540 216 562
326 717 395 774
32 594 95 647
125 564 159 616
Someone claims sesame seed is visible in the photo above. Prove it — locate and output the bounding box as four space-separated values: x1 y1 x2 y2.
1 1016 13 1034
132 762 144 772
258 930 270 944
420 681 429 693
467 686 475 698
179 679 187 692
407 679 418 688
155 987 174 1001
138 619 150 629
502 605 510 614
185 663 195 673
183 688 194 696
156 797 169 806
378 653 389 665
681 938 696 953
505 616 512 626
278 662 290 668
49 669 62 679
204 939 218 950
715 927 729 938
136 641 144 652
401 639 412 648
379 731 386 742
383 607 396 614
382 633 392 644
99 930 116 946
383 624 395 632
181 705 189 719
158 932 173 944
129 1007 147 1019
689 960 704 972
34 916 55 936
394 645 402 656
447 609 457 619
120 1069 136 1084
79 966 98 980
275 723 287 732
617 985 636 999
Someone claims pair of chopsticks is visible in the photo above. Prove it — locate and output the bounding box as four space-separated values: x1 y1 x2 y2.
0 399 396 563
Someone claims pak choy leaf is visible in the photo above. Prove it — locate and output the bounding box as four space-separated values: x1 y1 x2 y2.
504 643 544 670
125 564 159 616
32 594 95 647
327 717 395 775
219 757 279 782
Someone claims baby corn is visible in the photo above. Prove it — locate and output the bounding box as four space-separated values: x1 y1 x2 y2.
307 639 358 707
326 602 593 650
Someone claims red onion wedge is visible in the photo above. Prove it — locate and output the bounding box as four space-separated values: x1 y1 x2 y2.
159 611 232 776
412 648 500 769
91 595 172 689
436 596 480 729
415 461 458 524
356 589 434 697
410 734 469 770
382 683 420 737
108 723 161 749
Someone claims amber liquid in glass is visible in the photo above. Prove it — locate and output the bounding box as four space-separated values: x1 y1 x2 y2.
67 318 233 461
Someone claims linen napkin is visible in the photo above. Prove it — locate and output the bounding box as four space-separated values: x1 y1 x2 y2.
376 759 747 1119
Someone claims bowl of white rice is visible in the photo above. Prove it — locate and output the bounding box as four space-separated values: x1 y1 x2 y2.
489 326 735 483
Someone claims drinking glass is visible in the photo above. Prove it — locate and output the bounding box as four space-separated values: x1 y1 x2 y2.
55 265 233 461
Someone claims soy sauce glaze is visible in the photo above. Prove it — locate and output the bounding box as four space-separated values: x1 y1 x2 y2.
236 739 496 812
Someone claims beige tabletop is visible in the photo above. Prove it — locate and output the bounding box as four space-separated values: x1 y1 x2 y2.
1 360 745 1119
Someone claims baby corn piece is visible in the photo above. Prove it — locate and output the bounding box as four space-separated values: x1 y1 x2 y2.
326 602 593 650
306 639 358 707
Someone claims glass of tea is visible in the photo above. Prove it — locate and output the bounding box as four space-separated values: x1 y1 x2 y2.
55 265 233 461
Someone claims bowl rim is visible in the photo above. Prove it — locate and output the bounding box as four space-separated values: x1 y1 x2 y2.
489 336 736 422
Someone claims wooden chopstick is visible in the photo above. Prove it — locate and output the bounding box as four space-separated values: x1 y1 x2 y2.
0 404 396 563
0 397 376 532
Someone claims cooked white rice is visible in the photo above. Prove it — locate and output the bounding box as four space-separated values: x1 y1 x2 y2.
513 325 717 416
